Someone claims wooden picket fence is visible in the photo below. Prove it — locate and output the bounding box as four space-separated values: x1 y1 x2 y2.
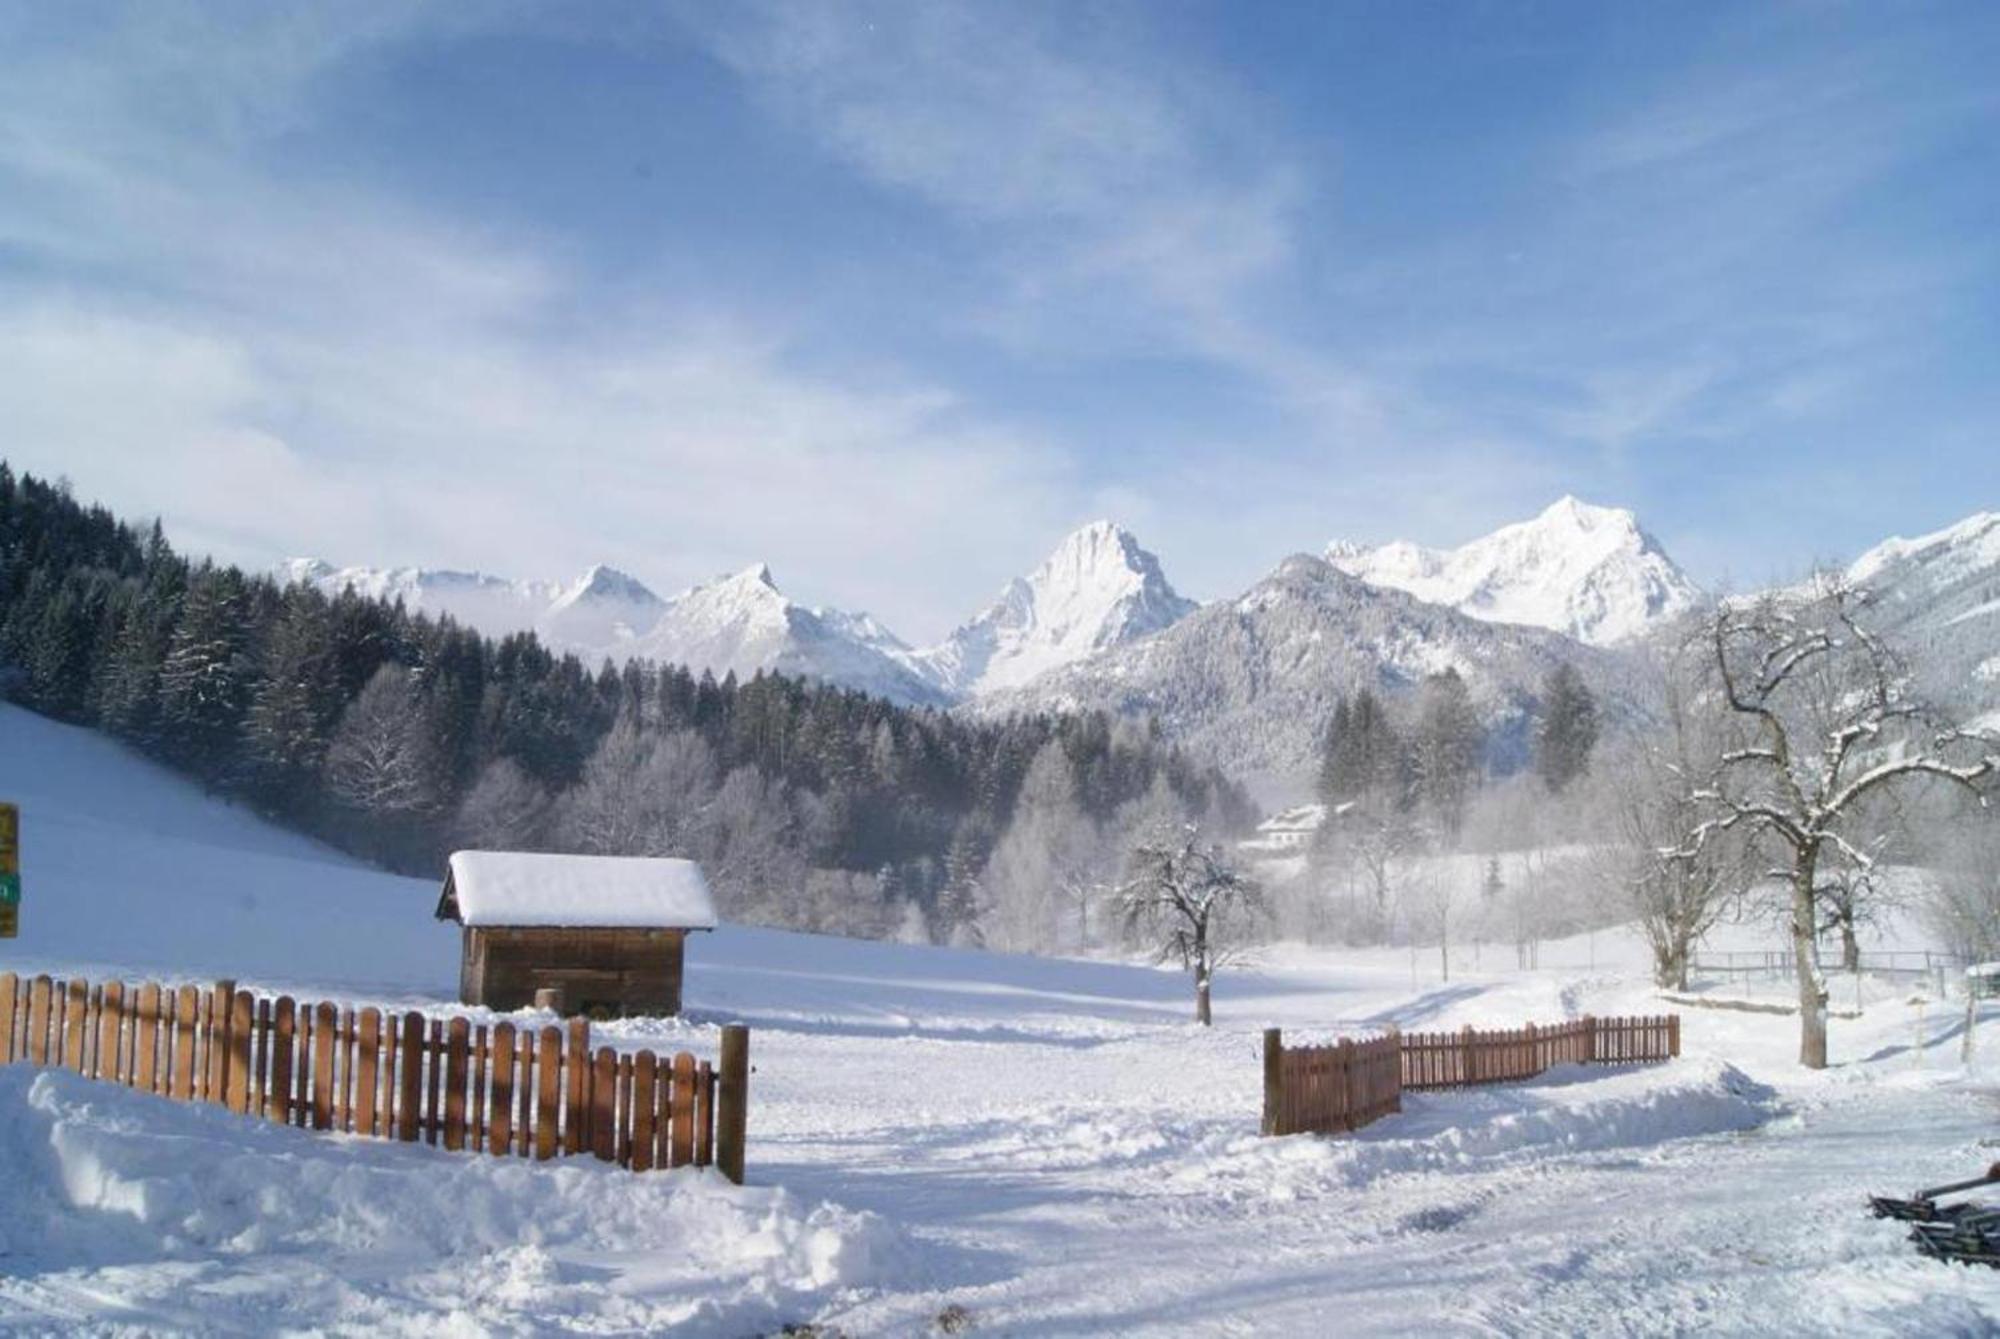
0 971 748 1182
1400 1015 1677 1091
1262 1013 1679 1138
1260 1031 1402 1137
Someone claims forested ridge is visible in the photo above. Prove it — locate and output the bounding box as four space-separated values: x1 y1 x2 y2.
0 464 1252 943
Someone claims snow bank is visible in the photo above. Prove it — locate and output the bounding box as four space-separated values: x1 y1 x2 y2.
1177 1059 1780 1203
0 1068 906 1335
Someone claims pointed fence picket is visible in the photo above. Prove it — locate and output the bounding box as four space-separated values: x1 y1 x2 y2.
0 971 748 1183
1263 1013 1679 1138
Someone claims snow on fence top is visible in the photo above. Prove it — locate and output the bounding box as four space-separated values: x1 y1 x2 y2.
437 851 718 929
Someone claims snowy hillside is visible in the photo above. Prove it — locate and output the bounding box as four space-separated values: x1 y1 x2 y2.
1840 512 2000 717
986 553 1637 795
8 700 2000 1334
1740 510 2000 721
916 520 1197 697
1327 496 1703 646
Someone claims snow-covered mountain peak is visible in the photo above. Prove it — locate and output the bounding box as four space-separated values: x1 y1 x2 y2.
555 564 662 606
916 521 1197 697
1325 498 1702 646
654 563 796 639
280 559 557 638
1848 512 2000 587
634 563 947 704
541 565 666 648
722 562 779 591
280 555 946 705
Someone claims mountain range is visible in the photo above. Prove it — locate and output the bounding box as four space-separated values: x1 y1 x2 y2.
285 498 2000 793
1325 496 1702 646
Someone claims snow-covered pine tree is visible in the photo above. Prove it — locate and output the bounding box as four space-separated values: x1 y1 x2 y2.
157 563 253 784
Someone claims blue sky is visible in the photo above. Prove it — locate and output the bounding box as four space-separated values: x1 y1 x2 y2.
3 1 1996 641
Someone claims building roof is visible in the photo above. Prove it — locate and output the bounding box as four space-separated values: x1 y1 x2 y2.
436 851 718 929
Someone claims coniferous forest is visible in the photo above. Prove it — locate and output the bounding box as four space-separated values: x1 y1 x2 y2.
0 465 1253 944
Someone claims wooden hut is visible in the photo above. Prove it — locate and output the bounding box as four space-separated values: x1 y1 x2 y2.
435 851 717 1016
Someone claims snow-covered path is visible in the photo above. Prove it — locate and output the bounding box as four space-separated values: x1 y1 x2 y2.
720 994 2000 1336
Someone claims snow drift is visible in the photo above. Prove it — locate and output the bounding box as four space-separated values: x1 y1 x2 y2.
0 1067 907 1335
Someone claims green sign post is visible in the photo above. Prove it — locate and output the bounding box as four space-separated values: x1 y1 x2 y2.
0 802 17 938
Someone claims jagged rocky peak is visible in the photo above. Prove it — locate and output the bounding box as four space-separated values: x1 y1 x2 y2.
1326 496 1703 646
555 564 665 608
918 519 1197 697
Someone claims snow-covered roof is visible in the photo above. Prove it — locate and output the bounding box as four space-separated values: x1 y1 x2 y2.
1256 803 1327 834
437 851 717 929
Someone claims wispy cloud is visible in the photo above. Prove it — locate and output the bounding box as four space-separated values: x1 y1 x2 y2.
682 3 1312 382
0 2 1091 638
3 1 1994 634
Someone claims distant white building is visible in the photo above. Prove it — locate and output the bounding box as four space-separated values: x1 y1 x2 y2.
1239 803 1327 859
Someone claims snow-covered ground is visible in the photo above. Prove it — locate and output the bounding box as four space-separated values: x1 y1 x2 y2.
5 702 2000 1335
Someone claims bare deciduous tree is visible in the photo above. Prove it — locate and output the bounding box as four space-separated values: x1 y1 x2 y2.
1404 868 1465 983
559 718 718 857
1602 637 1756 991
453 756 550 851
1696 576 1996 1068
1118 825 1264 1025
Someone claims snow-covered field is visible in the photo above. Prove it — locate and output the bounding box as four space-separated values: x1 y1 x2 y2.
5 702 2000 1335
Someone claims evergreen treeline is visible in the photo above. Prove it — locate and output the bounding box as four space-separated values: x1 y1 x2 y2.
0 465 1253 942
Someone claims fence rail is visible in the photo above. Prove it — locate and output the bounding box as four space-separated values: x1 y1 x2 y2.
1690 949 1965 983
0 971 747 1182
1263 1014 1679 1138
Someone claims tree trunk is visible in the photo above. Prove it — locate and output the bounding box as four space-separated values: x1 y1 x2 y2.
1793 852 1829 1069
1839 916 1860 973
1655 940 1689 992
1194 974 1212 1026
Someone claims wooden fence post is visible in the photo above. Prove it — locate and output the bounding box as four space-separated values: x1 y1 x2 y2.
97 981 124 1082
1583 1014 1598 1064
1461 1024 1475 1087
312 1003 337 1131
533 1026 560 1160
208 979 235 1105
228 990 253 1114
1385 1027 1402 1112
0 972 17 1064
1261 1028 1284 1137
270 997 296 1124
26 975 51 1066
489 1024 515 1158
355 1010 380 1137
717 1024 749 1185
64 979 89 1073
1668 1014 1681 1058
565 1018 590 1157
83 984 102 1077
592 1047 618 1162
444 1018 469 1152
